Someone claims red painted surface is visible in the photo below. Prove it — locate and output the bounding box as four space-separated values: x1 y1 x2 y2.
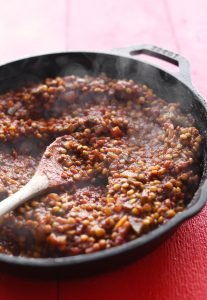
0 0 206 299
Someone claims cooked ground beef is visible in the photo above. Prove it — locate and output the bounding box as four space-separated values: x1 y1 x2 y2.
0 74 203 257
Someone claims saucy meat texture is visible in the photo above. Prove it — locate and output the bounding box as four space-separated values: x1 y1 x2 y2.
0 75 203 257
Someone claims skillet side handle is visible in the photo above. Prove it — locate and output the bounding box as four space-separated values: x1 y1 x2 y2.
111 44 192 87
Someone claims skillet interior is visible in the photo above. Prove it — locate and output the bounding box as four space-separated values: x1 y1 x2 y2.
0 51 206 277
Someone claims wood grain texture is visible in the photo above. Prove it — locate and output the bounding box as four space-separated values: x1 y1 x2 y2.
60 0 207 299
59 206 207 300
0 0 65 299
0 274 57 300
166 0 207 97
65 0 177 51
0 0 67 65
0 0 206 299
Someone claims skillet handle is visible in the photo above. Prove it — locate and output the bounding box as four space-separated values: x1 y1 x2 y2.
111 44 192 87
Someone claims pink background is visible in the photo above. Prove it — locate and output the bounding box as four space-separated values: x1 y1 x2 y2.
0 0 206 299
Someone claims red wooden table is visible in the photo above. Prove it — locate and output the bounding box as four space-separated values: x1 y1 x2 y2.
0 0 206 299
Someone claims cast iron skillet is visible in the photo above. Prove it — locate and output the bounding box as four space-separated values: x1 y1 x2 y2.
0 44 206 278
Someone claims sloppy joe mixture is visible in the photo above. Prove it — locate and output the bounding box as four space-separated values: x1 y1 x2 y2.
0 75 203 257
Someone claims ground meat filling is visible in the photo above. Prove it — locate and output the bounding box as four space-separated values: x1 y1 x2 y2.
0 75 203 257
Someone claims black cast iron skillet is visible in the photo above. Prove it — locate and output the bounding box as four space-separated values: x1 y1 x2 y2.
0 44 206 278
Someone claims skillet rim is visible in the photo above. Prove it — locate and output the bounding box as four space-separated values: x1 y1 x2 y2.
0 49 206 268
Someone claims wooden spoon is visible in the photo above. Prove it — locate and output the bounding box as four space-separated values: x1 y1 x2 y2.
0 135 77 218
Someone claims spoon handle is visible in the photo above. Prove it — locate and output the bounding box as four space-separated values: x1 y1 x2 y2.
0 173 48 218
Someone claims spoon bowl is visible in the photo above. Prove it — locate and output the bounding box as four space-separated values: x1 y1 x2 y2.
0 135 76 218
